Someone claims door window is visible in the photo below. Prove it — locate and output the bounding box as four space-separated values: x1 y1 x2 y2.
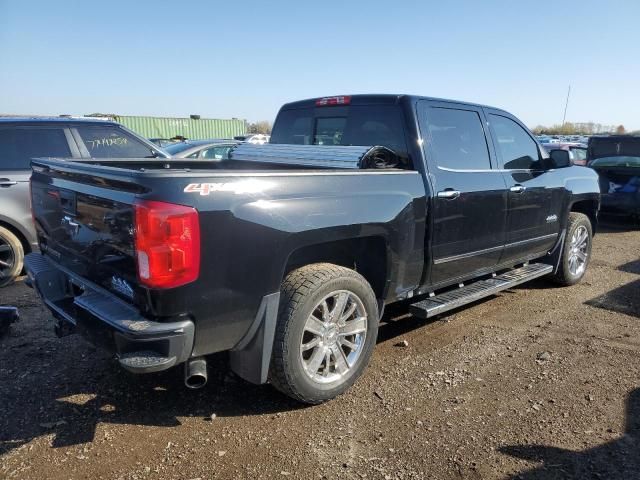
200 145 233 160
489 115 541 170
76 126 154 158
426 108 491 170
0 128 71 170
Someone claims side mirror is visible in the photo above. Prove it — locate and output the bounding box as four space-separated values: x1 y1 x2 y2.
548 149 571 169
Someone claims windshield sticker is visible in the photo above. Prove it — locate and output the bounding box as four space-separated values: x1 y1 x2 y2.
85 137 129 149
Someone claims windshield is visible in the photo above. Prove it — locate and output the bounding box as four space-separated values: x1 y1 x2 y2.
163 142 197 155
589 156 640 168
271 105 408 156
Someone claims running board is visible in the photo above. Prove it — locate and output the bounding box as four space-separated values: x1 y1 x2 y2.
409 263 553 319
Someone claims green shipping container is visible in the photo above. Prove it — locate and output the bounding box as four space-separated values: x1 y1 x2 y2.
113 115 246 140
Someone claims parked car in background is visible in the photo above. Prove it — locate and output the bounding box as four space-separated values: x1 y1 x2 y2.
233 134 270 144
149 137 182 147
162 139 239 159
544 143 588 165
0 117 167 287
588 135 640 220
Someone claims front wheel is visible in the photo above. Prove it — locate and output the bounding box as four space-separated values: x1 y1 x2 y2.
270 263 379 404
552 212 593 286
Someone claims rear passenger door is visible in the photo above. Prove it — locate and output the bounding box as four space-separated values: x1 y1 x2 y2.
485 111 562 265
418 101 508 287
0 126 76 245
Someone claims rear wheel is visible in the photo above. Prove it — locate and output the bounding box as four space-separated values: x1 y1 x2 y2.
270 263 379 404
0 227 23 288
552 212 592 286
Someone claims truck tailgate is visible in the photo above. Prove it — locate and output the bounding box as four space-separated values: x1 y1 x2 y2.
31 161 142 306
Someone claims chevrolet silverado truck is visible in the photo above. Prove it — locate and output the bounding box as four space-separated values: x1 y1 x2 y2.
25 95 600 404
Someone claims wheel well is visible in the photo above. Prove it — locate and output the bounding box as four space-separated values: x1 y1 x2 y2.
0 220 31 254
570 200 598 234
284 237 388 299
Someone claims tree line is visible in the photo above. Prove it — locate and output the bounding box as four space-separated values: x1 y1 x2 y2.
530 122 639 136
247 120 273 134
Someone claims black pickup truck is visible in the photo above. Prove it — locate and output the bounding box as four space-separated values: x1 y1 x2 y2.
25 95 600 404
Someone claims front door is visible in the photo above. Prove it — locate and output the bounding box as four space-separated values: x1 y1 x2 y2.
418 101 508 287
485 111 561 265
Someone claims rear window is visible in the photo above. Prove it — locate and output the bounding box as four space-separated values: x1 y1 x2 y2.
0 127 71 170
77 126 155 158
271 105 408 156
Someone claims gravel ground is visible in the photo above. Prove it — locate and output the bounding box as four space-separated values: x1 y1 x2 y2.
1 222 639 480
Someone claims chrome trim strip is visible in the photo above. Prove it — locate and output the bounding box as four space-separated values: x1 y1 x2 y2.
437 166 542 173
433 233 558 265
434 244 503 265
503 233 558 249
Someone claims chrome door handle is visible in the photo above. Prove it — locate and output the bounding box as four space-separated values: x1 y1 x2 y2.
0 181 18 187
437 189 461 200
510 185 526 193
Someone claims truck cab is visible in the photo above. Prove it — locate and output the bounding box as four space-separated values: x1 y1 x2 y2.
270 95 599 290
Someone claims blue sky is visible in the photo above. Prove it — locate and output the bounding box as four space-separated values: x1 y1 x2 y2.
1 0 638 129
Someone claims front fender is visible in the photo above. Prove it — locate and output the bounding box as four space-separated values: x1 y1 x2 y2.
561 167 601 227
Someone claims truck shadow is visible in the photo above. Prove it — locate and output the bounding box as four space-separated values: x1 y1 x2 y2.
499 388 640 479
584 278 640 318
618 258 640 275
0 344 304 456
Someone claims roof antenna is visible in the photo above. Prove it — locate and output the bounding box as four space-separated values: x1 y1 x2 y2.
562 85 571 126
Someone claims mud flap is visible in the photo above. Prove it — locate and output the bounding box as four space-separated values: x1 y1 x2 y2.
229 292 280 385
545 228 567 275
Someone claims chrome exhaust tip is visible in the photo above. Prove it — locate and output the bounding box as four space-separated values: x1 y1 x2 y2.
184 357 207 389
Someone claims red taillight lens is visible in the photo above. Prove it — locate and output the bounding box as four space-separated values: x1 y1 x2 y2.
315 95 351 107
134 200 200 289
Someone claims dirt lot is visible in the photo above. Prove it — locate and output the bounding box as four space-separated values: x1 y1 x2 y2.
1 222 639 480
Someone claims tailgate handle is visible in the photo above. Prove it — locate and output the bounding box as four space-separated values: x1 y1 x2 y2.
59 190 77 214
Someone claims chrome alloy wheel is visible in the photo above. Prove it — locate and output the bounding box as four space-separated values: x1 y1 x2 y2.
300 290 368 384
568 225 589 276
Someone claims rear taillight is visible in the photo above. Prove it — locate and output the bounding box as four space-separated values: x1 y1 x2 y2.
315 95 351 107
134 200 200 289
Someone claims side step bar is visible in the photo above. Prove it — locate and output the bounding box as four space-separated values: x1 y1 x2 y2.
409 263 553 319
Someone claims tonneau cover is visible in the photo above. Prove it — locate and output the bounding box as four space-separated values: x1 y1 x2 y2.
229 143 399 169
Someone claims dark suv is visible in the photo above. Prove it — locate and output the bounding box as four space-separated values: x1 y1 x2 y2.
0 117 167 286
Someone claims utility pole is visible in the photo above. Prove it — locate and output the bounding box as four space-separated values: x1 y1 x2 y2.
562 85 571 126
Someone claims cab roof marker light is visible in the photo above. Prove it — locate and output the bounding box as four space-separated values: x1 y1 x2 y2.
315 96 351 107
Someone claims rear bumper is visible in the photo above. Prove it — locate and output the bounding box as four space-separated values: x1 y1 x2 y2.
24 253 194 374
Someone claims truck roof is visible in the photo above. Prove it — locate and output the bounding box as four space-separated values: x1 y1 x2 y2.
279 94 509 114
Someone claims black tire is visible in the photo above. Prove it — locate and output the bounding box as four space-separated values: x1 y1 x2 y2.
552 212 592 286
270 263 379 404
0 226 23 288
